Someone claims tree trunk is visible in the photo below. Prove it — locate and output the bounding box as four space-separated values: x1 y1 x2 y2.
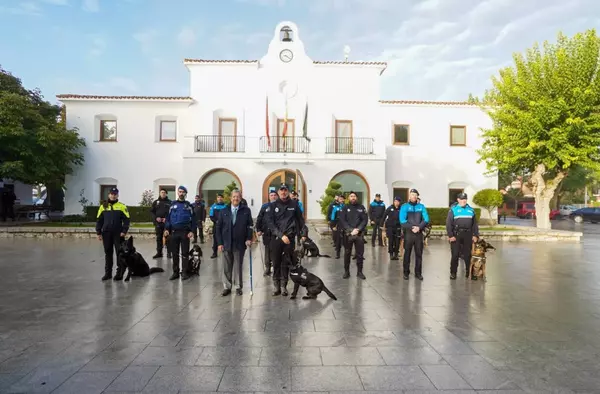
530 164 565 230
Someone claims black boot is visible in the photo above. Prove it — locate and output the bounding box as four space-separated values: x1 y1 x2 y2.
272 280 281 296
102 261 112 281
152 252 163 259
357 263 366 280
281 281 288 296
101 272 112 281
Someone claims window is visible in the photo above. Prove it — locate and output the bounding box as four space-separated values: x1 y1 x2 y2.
160 121 177 141
218 118 237 152
159 185 176 200
100 120 117 141
393 187 409 203
449 188 464 206
393 124 409 145
100 184 117 202
335 120 353 153
450 125 466 146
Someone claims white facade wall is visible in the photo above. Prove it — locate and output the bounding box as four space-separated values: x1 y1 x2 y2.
59 21 497 219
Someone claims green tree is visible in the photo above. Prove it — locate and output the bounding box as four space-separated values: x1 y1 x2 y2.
0 66 85 209
318 180 343 218
476 29 600 229
222 181 238 205
473 189 504 223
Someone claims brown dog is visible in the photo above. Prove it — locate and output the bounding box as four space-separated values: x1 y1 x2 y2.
469 239 495 282
381 227 388 247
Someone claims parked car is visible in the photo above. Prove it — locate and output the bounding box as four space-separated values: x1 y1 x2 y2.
569 207 600 223
559 204 578 216
516 202 560 220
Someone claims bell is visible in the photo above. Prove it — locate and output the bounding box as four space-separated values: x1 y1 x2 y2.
281 27 292 42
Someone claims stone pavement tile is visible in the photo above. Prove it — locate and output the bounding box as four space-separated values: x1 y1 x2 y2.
292 332 345 347
51 371 120 394
118 323 164 343
130 346 203 366
420 329 478 355
344 331 403 347
4 367 79 394
377 346 447 365
195 346 262 366
291 366 363 391
81 343 148 372
175 319 220 332
218 366 291 392
142 366 224 393
392 331 432 348
314 319 367 332
177 331 238 347
147 326 187 347
259 347 322 366
103 366 159 392
243 307 289 321
421 364 473 390
320 346 385 366
356 365 436 390
444 355 521 390
404 391 475 394
214 319 267 333
290 308 336 321
0 373 25 392
197 308 248 320
235 332 291 347
265 319 315 332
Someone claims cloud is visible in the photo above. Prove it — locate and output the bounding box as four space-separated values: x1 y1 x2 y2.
82 0 99 12
40 0 68 5
133 29 159 54
177 27 197 47
0 2 43 16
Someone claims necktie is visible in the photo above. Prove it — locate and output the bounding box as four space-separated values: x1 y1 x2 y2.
233 207 237 225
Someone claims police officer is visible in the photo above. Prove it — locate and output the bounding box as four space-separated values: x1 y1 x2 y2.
164 186 197 280
151 188 171 259
383 196 402 260
95 187 130 281
326 193 344 259
256 188 278 276
192 194 206 244
209 194 227 258
368 193 386 247
446 192 479 280
264 183 307 296
399 189 430 281
339 191 368 279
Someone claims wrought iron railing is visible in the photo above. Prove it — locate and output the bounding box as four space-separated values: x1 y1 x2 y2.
325 137 374 154
195 135 245 153
259 136 310 153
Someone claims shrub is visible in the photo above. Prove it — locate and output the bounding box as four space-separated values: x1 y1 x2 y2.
222 181 239 205
318 181 343 218
424 207 481 225
139 189 154 207
472 189 504 221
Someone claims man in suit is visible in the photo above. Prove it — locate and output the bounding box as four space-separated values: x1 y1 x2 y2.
215 189 254 296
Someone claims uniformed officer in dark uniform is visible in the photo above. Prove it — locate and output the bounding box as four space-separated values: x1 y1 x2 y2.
383 196 402 260
326 193 344 259
192 194 206 244
399 189 430 281
339 191 368 279
164 186 197 280
209 194 227 258
264 183 307 296
256 188 278 276
95 187 130 281
151 188 171 259
446 192 479 279
368 193 386 247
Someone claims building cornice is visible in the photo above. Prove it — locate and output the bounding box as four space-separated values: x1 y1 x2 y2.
379 100 477 106
56 94 194 103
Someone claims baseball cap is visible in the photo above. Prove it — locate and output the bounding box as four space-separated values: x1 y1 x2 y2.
375 193 381 197
109 187 119 194
409 188 419 195
279 183 289 190
457 192 468 199
394 196 402 202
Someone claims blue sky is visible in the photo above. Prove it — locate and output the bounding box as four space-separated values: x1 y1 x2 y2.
1 0 599 104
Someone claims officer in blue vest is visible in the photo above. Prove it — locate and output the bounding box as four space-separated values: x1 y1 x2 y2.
209 193 227 258
164 186 197 280
399 189 430 281
327 193 344 259
446 192 479 280
368 193 386 247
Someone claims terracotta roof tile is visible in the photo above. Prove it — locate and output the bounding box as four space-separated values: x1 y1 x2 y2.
184 59 258 64
56 94 193 101
183 58 386 66
380 100 476 106
314 60 387 66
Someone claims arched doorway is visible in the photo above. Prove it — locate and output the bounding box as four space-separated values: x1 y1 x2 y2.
331 170 370 207
262 169 307 218
198 168 242 207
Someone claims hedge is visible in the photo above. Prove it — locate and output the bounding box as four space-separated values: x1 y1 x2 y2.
425 207 481 225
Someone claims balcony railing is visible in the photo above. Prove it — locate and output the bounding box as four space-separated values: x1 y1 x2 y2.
195 135 245 153
325 137 374 154
259 136 310 153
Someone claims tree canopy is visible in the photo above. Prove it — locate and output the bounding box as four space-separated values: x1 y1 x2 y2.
0 66 85 190
475 29 600 228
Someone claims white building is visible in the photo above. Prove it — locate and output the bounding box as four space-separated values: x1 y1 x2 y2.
58 21 497 220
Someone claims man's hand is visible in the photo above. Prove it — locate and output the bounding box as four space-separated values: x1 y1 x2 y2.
245 240 252 247
281 235 290 244
351 229 359 236
218 245 224 252
163 230 169 237
301 237 306 242
120 233 126 237
472 236 478 243
187 232 194 239
256 231 263 236
370 220 374 225
97 235 102 241
449 236 456 242
411 226 419 233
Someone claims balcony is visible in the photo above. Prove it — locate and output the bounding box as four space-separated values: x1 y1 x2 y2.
259 136 310 153
195 135 245 153
325 137 374 154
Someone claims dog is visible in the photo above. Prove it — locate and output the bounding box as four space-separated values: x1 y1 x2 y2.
188 244 202 276
288 250 337 300
469 238 495 282
116 236 165 281
381 227 388 247
162 233 172 258
423 222 433 246
301 236 331 258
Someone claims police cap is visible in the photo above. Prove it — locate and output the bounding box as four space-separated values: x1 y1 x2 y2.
409 188 419 196
457 192 468 200
279 183 289 190
109 187 119 194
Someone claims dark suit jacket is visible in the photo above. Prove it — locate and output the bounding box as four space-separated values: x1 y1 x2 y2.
215 204 254 251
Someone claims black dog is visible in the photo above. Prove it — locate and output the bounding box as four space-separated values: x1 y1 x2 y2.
188 244 202 276
288 250 337 300
301 237 331 258
116 236 165 281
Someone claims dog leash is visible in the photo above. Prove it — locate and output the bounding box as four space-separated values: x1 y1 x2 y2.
249 246 254 296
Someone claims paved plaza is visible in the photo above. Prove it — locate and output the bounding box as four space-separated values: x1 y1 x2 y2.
1 229 600 393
